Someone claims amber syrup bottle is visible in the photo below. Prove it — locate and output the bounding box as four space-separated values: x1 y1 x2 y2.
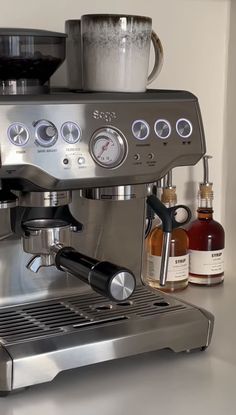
187 155 225 285
146 170 189 292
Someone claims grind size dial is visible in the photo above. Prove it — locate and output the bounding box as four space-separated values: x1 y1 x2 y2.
90 127 127 168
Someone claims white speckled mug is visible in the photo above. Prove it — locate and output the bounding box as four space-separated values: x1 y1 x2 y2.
80 14 163 92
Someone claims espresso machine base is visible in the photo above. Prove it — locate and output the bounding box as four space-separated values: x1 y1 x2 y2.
0 285 213 394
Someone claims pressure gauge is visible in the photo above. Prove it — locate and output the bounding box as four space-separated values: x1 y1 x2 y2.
90 127 127 168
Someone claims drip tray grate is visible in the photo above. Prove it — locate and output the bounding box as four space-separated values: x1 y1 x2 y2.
0 286 188 345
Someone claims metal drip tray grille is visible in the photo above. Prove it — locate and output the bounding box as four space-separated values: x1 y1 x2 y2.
0 287 188 345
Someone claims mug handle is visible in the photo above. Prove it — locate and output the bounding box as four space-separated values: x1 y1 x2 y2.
147 31 164 85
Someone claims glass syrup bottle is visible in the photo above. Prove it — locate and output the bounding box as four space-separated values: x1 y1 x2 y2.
187 155 225 285
146 170 189 292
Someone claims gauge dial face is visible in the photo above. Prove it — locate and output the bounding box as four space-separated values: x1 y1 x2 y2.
90 128 127 168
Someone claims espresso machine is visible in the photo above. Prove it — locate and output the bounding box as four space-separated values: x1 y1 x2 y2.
0 28 213 395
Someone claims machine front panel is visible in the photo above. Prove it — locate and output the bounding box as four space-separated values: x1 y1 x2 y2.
0 93 205 190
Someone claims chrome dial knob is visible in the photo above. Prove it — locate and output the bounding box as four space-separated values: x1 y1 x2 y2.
35 120 58 147
154 119 171 139
176 118 193 138
109 271 136 301
8 123 29 146
132 120 150 140
61 122 81 144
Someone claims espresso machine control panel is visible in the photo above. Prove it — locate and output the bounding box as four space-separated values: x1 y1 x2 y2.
0 90 205 190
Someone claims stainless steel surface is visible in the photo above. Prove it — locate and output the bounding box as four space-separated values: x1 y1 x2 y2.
0 200 17 209
202 154 213 185
0 283 230 413
0 286 213 391
165 170 173 187
109 271 135 301
0 79 49 95
72 193 146 284
0 193 18 208
0 189 17 239
82 185 142 200
23 219 72 255
0 91 205 190
159 232 172 286
0 346 12 392
0 90 210 393
19 191 72 207
26 254 56 273
0 191 146 307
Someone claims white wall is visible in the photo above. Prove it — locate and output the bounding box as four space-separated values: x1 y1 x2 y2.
0 0 230 218
223 0 236 275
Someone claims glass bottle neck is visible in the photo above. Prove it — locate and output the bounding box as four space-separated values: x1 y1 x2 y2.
197 207 213 220
197 191 214 219
198 196 213 208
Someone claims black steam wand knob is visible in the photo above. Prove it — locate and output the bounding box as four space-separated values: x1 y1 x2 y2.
55 247 136 302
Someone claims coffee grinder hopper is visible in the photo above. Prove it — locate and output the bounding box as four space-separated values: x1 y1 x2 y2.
0 28 66 94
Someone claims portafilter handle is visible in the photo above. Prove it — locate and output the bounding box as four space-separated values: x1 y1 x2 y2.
54 247 136 302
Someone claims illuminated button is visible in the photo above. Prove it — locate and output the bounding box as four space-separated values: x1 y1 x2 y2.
132 120 150 140
134 154 140 161
154 119 171 139
61 122 81 144
176 118 193 138
78 157 85 165
8 123 29 146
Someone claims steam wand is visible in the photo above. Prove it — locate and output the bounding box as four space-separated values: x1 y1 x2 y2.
146 194 191 286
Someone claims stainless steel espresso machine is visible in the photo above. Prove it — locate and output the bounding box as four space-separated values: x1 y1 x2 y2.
0 29 213 395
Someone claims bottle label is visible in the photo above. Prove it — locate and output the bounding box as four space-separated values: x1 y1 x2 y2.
189 249 224 275
147 254 189 282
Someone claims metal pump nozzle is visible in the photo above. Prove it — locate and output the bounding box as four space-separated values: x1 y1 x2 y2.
164 170 172 188
202 155 213 185
161 170 177 207
199 155 213 206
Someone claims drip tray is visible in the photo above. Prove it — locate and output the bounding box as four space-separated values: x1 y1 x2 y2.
0 286 186 345
0 286 214 393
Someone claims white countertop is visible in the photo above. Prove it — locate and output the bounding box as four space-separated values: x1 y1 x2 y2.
1 279 235 415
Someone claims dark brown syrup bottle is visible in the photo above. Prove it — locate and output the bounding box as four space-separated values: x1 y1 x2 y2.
187 155 225 285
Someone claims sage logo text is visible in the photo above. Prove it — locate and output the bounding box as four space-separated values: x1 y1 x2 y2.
93 110 117 122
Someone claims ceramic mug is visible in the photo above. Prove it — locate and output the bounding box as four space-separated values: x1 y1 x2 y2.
65 14 163 92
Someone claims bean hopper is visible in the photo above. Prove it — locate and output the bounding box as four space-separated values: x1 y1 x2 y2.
0 28 213 395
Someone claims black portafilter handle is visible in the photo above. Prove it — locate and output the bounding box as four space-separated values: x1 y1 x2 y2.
55 247 136 302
